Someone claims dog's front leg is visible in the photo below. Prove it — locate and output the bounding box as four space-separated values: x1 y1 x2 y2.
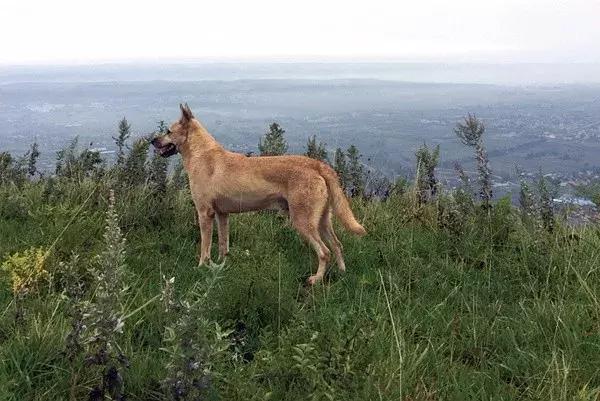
216 212 229 260
197 207 215 266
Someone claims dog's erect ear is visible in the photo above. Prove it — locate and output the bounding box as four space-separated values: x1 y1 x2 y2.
184 103 193 117
179 103 194 123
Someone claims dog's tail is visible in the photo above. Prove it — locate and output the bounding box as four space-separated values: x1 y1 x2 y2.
319 164 367 236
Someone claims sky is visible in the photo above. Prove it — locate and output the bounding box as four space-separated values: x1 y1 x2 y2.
1 0 600 65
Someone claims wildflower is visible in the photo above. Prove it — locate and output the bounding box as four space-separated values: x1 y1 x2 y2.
1 247 49 296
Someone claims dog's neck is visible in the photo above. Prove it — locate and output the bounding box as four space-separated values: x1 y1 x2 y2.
178 120 222 165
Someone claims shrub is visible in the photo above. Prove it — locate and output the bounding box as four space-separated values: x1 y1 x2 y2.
0 151 27 187
121 138 150 188
26 142 40 178
161 266 232 401
0 191 30 220
55 137 104 181
537 174 555 233
519 177 536 223
305 135 329 163
437 193 468 236
148 152 169 194
415 143 440 204
333 148 350 191
1 247 50 296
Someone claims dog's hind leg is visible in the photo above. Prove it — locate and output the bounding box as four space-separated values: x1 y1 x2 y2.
320 208 346 272
216 212 229 260
288 177 331 285
297 225 330 286
197 207 215 266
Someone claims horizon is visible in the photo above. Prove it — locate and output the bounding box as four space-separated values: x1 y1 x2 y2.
2 61 600 86
3 59 600 68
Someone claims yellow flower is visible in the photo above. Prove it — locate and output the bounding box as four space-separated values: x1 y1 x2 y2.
1 247 49 295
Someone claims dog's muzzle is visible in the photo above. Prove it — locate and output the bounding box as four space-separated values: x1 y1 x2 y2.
151 137 178 158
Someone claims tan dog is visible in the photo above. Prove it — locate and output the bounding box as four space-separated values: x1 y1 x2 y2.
151 104 366 285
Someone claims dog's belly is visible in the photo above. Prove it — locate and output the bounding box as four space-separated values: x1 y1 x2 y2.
213 194 288 214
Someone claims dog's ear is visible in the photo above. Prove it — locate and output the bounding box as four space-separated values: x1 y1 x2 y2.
184 103 194 117
179 103 194 123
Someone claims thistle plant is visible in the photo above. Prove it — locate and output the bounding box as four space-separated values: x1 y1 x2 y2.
415 143 440 204
537 174 555 233
81 190 128 401
454 162 472 194
113 117 131 167
161 265 231 401
454 114 493 209
26 141 40 177
519 177 536 223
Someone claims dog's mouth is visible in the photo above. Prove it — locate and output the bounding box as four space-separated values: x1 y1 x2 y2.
155 143 178 158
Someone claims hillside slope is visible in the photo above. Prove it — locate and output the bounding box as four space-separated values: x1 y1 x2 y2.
1 177 600 401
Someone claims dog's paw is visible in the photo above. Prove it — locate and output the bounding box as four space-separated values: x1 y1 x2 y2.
306 275 321 286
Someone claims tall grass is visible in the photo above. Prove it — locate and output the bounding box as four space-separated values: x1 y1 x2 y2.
0 171 599 400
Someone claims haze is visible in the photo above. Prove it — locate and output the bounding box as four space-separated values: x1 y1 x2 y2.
2 0 600 65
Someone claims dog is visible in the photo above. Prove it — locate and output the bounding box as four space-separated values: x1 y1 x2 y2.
151 104 366 285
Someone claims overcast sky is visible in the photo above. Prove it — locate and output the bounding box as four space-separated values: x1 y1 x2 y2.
2 0 599 65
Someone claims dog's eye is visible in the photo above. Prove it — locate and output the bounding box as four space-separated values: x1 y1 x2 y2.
166 129 171 135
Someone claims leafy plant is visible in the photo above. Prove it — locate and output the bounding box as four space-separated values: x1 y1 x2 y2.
333 148 350 191
305 135 329 163
1 247 50 296
79 190 129 401
113 117 131 167
537 173 555 233
415 143 440 205
161 265 231 401
454 114 493 209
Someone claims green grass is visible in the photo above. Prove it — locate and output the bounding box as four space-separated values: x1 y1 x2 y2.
1 180 600 401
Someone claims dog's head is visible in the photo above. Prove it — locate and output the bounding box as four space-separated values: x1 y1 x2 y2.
151 103 195 158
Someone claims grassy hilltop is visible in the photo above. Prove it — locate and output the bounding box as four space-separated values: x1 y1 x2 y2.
1 134 600 401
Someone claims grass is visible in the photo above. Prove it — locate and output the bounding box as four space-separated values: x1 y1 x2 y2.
1 179 600 401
